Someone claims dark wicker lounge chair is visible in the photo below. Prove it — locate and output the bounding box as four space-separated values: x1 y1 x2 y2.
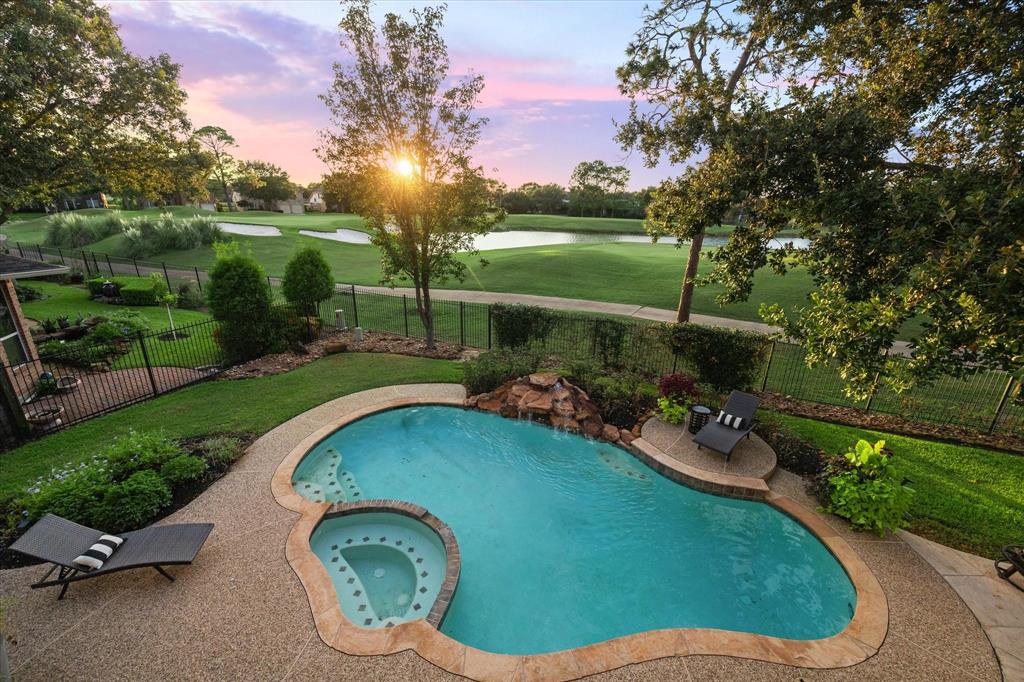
694 391 760 461
996 545 1024 592
10 514 214 599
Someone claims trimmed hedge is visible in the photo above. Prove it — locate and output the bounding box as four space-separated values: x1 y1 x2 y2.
120 276 169 306
660 323 769 392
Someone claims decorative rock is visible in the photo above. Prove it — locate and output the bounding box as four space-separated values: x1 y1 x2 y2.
550 415 579 432
582 420 603 438
524 392 554 414
619 429 636 445
601 424 621 442
324 341 348 355
478 396 503 412
528 372 560 389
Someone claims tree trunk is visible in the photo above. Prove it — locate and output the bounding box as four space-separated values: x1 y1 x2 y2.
417 281 435 349
0 203 11 229
220 175 234 210
676 229 706 323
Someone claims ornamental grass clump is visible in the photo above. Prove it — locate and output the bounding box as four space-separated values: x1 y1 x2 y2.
821 439 914 536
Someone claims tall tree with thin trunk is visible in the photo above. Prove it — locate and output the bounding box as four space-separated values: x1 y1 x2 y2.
194 126 238 210
318 0 505 349
616 0 803 322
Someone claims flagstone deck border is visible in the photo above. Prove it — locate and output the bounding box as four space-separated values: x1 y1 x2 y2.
271 394 888 681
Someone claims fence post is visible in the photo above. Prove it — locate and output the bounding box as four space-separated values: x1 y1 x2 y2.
137 331 159 397
106 253 114 275
487 305 492 349
459 301 465 347
134 258 141 276
57 247 65 265
761 340 776 391
350 284 359 328
16 242 24 257
81 250 90 276
36 244 43 260
162 263 171 290
402 295 409 336
91 252 99 273
988 376 1017 433
194 266 203 293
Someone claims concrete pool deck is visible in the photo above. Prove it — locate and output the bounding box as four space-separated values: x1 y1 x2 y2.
0 383 1007 681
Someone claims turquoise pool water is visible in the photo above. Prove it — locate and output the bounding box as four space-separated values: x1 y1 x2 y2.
294 406 856 655
310 513 447 628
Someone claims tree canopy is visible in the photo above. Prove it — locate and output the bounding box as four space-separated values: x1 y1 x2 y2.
234 160 297 207
569 161 630 217
318 0 504 348
0 0 190 224
619 0 1023 397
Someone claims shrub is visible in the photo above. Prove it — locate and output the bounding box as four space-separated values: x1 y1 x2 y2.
87 310 149 343
159 454 208 486
41 318 58 333
657 397 688 425
560 353 601 391
658 373 699 402
176 281 205 309
756 421 827 477
463 349 543 394
15 283 42 302
206 243 276 361
119 274 169 306
282 247 333 315
589 373 659 428
660 323 769 392
591 318 629 368
104 431 185 480
87 275 128 297
63 268 86 284
122 213 222 258
200 436 244 468
822 439 914 536
492 304 557 349
22 464 108 525
44 212 123 248
90 470 172 532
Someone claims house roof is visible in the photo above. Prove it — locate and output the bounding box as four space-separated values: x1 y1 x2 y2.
0 253 69 280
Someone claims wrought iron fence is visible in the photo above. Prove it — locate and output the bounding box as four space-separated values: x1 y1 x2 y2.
1 269 1019 452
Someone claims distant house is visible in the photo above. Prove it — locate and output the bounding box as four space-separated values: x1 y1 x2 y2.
305 186 326 213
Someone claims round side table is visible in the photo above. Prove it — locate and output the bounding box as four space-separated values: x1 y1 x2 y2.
688 405 712 435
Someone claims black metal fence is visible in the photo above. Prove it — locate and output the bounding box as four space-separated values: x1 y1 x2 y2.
321 285 1023 438
1 272 1019 452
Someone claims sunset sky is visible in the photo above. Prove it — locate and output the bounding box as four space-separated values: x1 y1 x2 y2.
107 0 678 189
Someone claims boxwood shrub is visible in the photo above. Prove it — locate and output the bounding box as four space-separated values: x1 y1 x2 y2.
119 275 169 306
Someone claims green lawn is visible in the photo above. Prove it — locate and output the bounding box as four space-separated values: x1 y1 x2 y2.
21 281 218 368
0 353 462 498
775 414 1024 556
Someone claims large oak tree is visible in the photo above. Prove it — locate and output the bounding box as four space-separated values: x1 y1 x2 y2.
0 0 189 225
619 0 1022 398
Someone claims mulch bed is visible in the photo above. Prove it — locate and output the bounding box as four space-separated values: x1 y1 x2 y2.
219 330 465 381
757 390 1024 454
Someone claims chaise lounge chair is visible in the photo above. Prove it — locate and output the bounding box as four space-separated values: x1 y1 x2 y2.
694 390 760 461
996 545 1024 592
9 514 214 600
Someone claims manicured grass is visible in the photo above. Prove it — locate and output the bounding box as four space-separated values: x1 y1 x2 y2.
0 353 463 498
21 281 218 368
500 214 761 236
774 414 1024 556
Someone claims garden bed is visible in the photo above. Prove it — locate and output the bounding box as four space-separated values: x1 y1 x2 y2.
219 330 464 380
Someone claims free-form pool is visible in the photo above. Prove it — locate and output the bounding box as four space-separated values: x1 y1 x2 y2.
293 406 855 655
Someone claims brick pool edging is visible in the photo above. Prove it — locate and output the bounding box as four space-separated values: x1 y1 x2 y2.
271 392 889 681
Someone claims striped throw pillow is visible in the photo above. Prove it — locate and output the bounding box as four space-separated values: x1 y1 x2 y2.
72 534 124 571
716 412 745 430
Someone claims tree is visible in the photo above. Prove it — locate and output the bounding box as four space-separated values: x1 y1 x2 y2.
620 0 1023 397
569 161 629 217
282 247 334 315
321 171 358 213
234 160 296 208
0 0 189 226
318 0 505 349
206 243 275 361
194 126 238 209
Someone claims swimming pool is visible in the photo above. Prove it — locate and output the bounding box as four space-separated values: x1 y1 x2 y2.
292 405 856 656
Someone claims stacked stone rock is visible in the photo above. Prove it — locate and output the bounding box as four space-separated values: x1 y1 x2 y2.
464 372 635 445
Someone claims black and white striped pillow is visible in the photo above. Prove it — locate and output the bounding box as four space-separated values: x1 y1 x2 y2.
717 412 745 430
72 534 124 571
